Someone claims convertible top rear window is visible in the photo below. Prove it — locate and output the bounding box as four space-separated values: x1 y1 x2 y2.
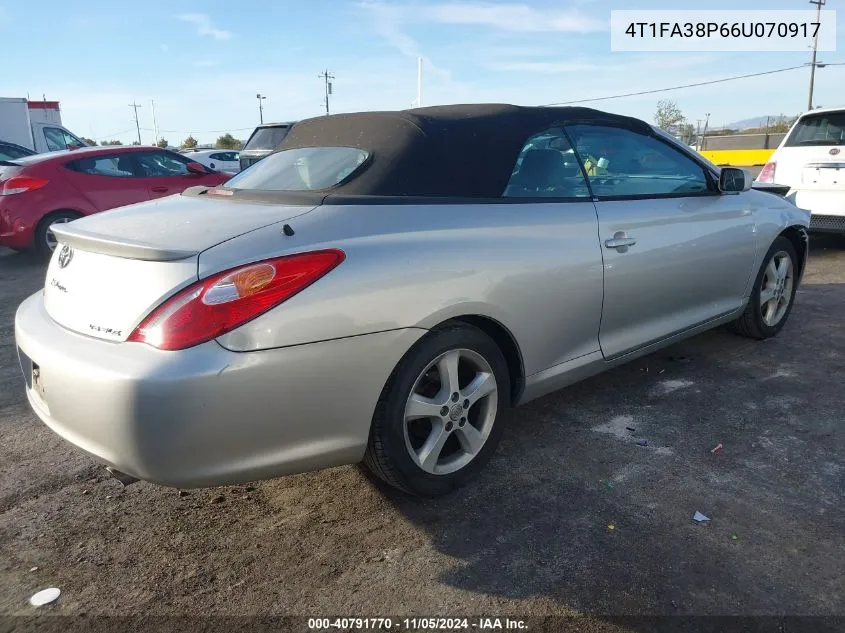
225 147 370 191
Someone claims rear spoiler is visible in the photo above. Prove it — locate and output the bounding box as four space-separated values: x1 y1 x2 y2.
50 225 198 261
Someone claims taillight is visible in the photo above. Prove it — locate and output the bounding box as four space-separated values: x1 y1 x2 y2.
0 176 49 196
756 162 776 184
128 249 345 350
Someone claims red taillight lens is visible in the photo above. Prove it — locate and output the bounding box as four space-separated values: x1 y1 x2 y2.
127 249 345 350
756 162 776 184
0 176 49 196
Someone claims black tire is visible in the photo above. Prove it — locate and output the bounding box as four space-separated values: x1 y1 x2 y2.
34 211 81 260
729 236 799 339
363 324 510 496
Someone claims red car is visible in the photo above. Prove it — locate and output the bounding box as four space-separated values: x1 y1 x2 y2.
0 145 231 257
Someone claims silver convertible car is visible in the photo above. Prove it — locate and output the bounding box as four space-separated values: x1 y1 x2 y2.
15 104 809 496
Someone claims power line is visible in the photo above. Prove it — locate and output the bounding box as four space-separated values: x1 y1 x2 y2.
540 63 844 107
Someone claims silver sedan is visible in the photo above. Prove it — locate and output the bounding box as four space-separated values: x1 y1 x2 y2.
14 104 810 496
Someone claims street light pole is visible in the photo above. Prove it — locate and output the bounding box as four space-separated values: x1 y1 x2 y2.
256 93 267 124
808 0 826 110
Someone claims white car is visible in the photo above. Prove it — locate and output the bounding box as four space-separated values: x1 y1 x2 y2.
756 106 845 233
181 149 240 174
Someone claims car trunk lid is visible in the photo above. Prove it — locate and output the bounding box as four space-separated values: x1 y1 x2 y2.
775 147 845 192
44 191 318 342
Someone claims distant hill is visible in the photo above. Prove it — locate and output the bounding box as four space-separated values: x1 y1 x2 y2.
722 115 792 131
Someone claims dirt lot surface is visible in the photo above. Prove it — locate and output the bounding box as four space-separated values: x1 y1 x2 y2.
1 237 844 629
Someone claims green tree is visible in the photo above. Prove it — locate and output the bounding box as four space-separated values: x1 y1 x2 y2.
80 137 97 146
181 135 198 149
101 139 123 146
654 99 686 136
156 138 169 148
678 123 696 145
215 133 241 149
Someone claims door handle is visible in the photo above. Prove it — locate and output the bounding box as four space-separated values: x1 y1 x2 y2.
604 232 637 250
151 186 168 193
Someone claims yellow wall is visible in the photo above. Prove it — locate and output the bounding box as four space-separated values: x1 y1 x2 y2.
697 149 774 166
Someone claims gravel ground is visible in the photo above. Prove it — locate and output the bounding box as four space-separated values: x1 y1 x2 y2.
1 236 844 629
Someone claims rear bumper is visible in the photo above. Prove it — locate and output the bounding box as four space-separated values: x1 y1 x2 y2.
0 210 35 249
15 292 425 488
792 189 845 222
809 214 845 234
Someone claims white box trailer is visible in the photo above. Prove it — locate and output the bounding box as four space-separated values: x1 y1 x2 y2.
0 97 87 153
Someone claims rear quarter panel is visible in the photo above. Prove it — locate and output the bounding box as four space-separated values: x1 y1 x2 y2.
203 202 605 377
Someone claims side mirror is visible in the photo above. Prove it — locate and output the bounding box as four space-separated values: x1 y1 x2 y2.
719 167 753 193
186 161 207 175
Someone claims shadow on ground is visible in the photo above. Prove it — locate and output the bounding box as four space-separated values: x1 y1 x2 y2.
381 280 845 617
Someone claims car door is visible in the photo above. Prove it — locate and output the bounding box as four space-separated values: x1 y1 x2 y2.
135 150 207 199
565 123 757 360
63 153 151 211
501 127 605 373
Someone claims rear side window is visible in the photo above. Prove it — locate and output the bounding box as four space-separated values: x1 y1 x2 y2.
243 126 291 152
504 128 590 198
66 154 137 177
135 151 192 177
784 112 845 147
0 144 33 161
225 147 369 191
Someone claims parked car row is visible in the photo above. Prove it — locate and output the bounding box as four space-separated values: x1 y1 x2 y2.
180 149 241 174
1 145 229 256
14 104 810 497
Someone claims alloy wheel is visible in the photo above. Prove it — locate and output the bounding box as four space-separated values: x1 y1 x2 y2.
402 348 498 475
759 250 794 327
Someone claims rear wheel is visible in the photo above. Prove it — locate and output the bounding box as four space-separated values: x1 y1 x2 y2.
35 211 81 259
363 324 510 496
729 236 798 339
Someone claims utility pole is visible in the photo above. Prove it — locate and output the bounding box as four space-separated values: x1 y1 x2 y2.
700 113 711 150
318 70 335 115
150 99 159 145
256 93 267 124
128 101 143 145
808 0 826 110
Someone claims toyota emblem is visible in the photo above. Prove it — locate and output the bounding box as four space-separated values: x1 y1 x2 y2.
831 148 840 155
57 245 74 269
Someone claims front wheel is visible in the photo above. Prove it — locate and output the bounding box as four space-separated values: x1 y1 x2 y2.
729 236 798 339
363 324 510 496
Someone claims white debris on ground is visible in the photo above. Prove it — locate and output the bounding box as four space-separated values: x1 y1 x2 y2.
29 587 60 606
652 379 694 395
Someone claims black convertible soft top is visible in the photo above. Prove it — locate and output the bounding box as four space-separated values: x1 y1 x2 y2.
276 104 652 198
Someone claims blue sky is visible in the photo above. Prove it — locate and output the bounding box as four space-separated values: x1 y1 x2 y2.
2 0 843 145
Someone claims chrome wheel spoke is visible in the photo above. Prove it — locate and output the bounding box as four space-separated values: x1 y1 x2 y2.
455 423 485 456
766 259 778 284
436 350 461 396
461 371 495 408
418 421 449 471
760 287 777 305
405 394 445 421
775 256 791 281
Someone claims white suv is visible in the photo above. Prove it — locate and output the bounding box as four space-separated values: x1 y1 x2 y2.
756 106 845 233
